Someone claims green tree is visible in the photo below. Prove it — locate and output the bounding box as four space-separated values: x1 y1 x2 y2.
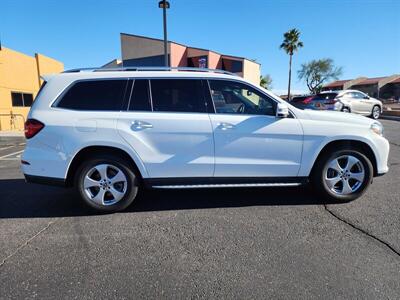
280 28 303 101
298 58 343 94
260 74 273 89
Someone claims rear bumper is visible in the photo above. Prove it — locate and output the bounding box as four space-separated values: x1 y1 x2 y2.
24 174 66 187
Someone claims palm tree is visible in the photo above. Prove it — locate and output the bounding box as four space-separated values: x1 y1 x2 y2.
280 28 303 101
260 74 273 89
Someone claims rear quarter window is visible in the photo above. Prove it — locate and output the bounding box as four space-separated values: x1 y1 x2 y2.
55 79 128 111
150 79 207 113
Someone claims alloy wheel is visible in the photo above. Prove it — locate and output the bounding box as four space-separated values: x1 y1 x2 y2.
324 155 365 195
372 106 380 119
83 164 128 206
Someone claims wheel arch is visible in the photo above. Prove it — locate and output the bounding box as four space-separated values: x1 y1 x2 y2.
310 139 378 177
65 145 146 187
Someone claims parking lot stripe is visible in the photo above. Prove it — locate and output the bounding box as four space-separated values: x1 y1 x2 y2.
0 145 16 151
0 150 24 160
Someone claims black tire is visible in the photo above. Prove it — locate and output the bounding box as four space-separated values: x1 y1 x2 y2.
311 148 373 202
370 105 380 119
342 107 351 113
75 154 139 212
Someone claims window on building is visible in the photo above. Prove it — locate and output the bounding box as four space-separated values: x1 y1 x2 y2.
128 79 152 111
222 59 243 73
23 93 33 106
11 92 34 107
150 79 206 113
56 79 128 111
187 56 208 68
208 80 276 116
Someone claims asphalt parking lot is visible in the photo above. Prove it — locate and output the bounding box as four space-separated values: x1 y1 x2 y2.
0 119 399 299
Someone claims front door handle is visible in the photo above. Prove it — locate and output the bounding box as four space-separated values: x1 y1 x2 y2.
131 120 153 130
217 122 235 130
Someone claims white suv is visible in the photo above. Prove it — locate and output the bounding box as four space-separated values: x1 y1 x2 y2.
22 67 390 212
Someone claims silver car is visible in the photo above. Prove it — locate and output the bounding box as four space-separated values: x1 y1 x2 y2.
320 90 383 119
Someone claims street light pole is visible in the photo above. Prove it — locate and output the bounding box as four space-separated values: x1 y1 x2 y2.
158 0 170 67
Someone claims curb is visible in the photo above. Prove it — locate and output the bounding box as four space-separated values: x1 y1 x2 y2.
380 115 400 122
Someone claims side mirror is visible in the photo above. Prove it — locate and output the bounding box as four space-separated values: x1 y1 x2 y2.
276 102 289 118
364 95 370 99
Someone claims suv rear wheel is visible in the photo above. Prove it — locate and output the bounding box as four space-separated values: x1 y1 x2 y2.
311 148 373 202
75 154 139 212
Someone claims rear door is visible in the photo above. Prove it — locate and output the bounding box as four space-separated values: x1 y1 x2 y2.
117 78 214 178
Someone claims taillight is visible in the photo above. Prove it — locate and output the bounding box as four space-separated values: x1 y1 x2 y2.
302 97 313 104
24 119 44 139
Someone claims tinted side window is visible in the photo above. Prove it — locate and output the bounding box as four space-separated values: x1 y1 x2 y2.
128 79 151 111
314 93 338 100
209 80 276 116
353 92 365 99
57 80 128 111
150 79 206 113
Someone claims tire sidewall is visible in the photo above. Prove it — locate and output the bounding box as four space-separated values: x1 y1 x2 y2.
314 149 373 202
75 155 138 212
342 107 351 113
371 105 380 119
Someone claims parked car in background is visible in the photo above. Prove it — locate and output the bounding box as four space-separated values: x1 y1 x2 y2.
291 95 314 104
291 90 383 119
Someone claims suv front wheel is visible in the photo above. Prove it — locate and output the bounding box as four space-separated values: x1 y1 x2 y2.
312 148 373 202
75 154 139 212
371 105 381 119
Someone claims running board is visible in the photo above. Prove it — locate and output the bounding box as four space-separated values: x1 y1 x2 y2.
144 177 308 189
152 182 303 189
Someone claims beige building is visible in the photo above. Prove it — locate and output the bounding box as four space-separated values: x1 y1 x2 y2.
104 33 261 86
0 46 63 131
323 74 400 100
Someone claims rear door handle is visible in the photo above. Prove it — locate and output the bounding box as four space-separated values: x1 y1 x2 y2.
217 122 235 130
131 120 153 130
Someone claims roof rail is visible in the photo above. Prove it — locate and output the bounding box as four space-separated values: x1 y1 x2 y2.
63 66 238 76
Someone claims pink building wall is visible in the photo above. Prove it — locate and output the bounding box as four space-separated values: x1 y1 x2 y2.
208 51 221 69
169 43 187 67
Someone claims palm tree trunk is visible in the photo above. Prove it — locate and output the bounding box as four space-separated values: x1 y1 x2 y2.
287 54 292 101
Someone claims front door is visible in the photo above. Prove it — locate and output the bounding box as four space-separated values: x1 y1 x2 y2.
117 78 214 178
207 80 303 177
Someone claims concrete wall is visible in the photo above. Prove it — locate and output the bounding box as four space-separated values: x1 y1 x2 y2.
0 47 63 131
352 84 379 98
121 34 165 61
120 34 261 86
208 51 221 69
35 53 64 85
169 43 187 67
243 59 261 86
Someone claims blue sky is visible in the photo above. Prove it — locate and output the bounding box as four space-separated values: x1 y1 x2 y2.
2 0 400 93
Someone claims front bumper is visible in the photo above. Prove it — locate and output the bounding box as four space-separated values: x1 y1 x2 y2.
372 134 390 176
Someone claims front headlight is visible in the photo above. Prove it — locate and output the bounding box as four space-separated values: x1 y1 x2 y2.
370 122 384 136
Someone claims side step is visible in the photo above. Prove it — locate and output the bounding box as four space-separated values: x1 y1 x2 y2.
144 177 308 189
152 182 303 189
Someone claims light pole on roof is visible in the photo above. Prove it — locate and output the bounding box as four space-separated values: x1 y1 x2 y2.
158 0 170 67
